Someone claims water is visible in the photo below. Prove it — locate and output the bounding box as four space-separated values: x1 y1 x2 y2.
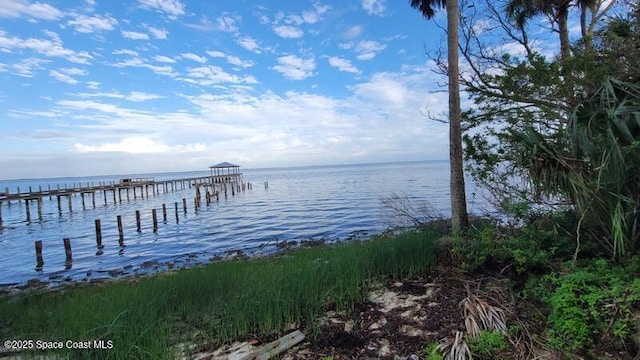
0 161 488 287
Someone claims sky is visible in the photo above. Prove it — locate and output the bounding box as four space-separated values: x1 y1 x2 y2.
0 0 463 179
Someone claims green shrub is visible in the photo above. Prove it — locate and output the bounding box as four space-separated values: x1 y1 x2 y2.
525 258 640 353
420 342 444 360
467 330 507 358
453 213 574 276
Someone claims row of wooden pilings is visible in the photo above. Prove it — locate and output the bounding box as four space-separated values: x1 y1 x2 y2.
33 197 199 270
31 181 255 270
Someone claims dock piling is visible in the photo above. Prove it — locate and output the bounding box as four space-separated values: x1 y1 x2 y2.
162 203 167 222
63 237 72 264
95 219 102 248
136 210 141 232
35 240 44 269
174 202 179 223
117 215 124 246
152 209 158 232
25 200 31 221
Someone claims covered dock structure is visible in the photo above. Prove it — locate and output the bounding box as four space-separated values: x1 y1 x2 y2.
209 162 243 184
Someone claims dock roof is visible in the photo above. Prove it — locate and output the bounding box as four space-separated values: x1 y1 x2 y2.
209 162 239 168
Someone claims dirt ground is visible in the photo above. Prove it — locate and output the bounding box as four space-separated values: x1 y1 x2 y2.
200 265 523 360
282 266 469 359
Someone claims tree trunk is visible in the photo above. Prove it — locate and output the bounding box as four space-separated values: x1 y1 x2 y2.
446 0 469 234
557 3 571 63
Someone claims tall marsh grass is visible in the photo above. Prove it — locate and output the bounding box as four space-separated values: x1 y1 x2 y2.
0 230 439 359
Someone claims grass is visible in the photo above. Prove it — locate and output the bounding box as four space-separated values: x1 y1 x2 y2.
0 229 440 359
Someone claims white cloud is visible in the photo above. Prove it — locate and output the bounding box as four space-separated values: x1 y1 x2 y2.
122 30 149 40
226 55 254 68
12 58 48 77
112 57 177 77
50 67 87 84
86 81 100 89
49 70 75 84
181 52 207 63
328 56 358 73
154 55 175 63
128 91 162 102
345 25 364 39
0 0 64 20
216 14 240 32
77 90 162 102
353 39 387 60
0 30 93 64
67 15 118 33
272 55 316 80
182 65 257 85
206 50 225 58
113 49 139 56
273 25 304 39
138 0 185 17
206 51 253 68
237 37 262 54
362 0 386 16
74 137 205 154
352 72 410 107
146 26 168 39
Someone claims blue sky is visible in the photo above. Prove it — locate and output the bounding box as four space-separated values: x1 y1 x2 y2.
0 0 459 179
2 0 604 180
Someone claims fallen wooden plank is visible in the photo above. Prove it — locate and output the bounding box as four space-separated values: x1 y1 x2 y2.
239 330 305 360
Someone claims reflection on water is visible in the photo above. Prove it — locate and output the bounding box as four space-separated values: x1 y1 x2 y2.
0 161 488 286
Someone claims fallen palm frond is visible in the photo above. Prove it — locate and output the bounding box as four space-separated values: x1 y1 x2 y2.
460 289 507 337
438 331 472 360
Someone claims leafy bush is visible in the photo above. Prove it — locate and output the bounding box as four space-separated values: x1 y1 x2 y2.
453 212 575 276
467 331 507 358
525 258 640 353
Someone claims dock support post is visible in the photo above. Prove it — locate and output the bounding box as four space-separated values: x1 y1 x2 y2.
117 215 124 246
118 189 122 203
174 202 179 223
63 238 72 268
112 190 116 204
67 195 72 212
25 199 31 221
136 210 141 232
133 187 137 199
95 219 102 248
37 197 42 219
152 209 158 232
92 192 96 208
81 193 86 209
57 196 62 213
103 190 107 206
182 198 187 213
0 200 3 223
126 188 130 201
4 188 9 205
162 203 167 222
35 240 44 269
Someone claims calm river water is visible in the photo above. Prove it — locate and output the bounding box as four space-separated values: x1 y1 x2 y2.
0 161 489 287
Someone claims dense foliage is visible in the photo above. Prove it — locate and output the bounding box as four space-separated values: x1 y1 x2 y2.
461 0 640 259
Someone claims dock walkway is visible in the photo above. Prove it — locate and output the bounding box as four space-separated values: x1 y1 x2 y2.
0 174 243 221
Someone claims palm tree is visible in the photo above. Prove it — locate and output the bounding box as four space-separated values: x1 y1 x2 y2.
505 0 598 63
410 0 469 234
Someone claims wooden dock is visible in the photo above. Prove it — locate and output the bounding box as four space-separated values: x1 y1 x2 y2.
0 174 243 222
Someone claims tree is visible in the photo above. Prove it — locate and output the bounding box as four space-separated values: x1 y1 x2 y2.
410 0 469 234
505 0 602 63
